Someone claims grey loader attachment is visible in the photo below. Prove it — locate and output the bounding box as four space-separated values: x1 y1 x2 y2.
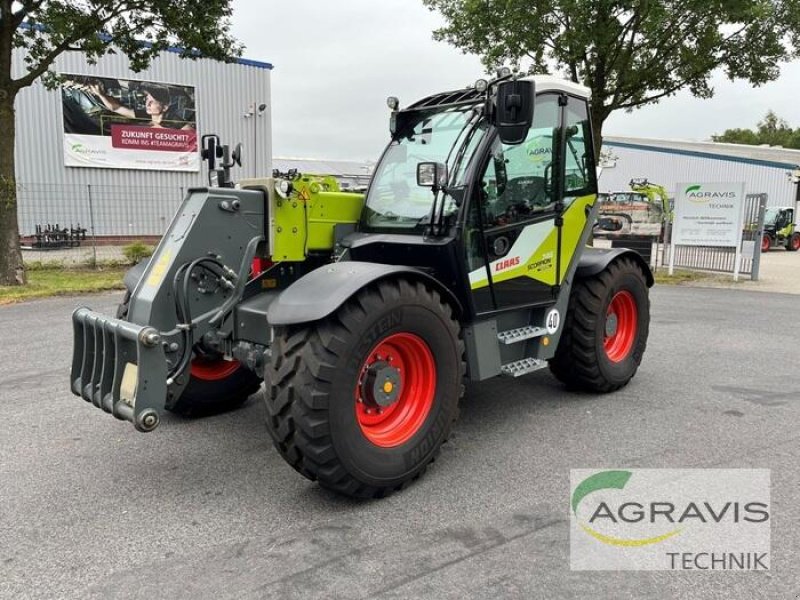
71 309 167 432
69 184 268 431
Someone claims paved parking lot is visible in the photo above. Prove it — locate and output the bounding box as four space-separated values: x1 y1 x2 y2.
1 286 797 599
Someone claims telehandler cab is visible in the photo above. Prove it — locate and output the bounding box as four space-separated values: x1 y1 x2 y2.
71 73 653 498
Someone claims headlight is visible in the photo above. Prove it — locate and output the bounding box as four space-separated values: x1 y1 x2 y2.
276 179 292 199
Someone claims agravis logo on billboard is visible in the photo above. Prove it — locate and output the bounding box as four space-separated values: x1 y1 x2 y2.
672 182 746 248
61 74 198 172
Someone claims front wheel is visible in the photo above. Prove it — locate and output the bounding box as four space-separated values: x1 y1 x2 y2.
549 257 650 393
762 234 772 253
167 357 262 417
116 291 262 416
786 232 800 252
264 279 464 498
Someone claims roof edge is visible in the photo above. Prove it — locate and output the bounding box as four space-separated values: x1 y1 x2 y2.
605 139 799 171
19 21 273 71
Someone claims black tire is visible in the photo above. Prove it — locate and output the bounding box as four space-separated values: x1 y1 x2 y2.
786 232 800 252
116 291 262 417
168 364 262 417
549 257 650 393
762 235 772 253
264 278 464 498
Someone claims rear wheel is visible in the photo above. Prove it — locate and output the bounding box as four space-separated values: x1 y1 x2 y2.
761 234 772 253
549 257 650 392
265 279 464 498
116 291 262 417
786 232 800 252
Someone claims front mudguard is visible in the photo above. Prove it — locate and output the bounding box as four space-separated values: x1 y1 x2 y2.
122 259 150 293
267 261 463 326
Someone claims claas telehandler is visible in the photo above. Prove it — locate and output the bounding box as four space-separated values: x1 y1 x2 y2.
70 73 653 498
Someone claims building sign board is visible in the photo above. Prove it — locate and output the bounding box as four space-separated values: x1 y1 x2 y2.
673 182 746 247
61 74 198 172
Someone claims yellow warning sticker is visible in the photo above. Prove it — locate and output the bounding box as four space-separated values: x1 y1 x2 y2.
145 249 172 288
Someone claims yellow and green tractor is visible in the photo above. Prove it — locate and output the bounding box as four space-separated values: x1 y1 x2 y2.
70 74 652 498
761 205 800 252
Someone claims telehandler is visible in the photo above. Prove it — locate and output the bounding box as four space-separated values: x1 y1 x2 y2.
760 204 799 252
71 73 653 498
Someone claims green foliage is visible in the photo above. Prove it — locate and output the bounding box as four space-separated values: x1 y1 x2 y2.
712 111 800 149
122 241 154 265
10 1 242 92
422 0 796 149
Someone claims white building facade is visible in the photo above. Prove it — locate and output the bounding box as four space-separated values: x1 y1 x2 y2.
600 136 800 208
14 46 272 238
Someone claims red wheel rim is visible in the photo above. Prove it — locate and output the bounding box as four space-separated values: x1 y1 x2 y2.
792 236 800 251
190 357 241 381
762 235 771 252
354 333 436 448
604 291 638 363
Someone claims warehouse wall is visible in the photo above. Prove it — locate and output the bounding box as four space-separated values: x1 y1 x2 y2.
600 142 797 208
13 47 272 236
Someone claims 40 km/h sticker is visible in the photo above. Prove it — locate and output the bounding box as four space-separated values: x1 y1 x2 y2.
546 309 561 335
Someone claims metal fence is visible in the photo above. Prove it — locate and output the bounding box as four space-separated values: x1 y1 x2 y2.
17 182 184 238
17 182 185 264
665 193 768 280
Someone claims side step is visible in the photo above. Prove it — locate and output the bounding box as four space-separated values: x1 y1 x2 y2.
497 325 547 345
501 357 549 378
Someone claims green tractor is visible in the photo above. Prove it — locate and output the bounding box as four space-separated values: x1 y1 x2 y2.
70 74 652 498
761 205 799 252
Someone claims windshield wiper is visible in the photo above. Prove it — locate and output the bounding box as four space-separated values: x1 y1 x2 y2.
428 111 481 237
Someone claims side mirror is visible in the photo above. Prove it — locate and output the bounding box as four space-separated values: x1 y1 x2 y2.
201 134 222 170
417 162 448 191
493 80 535 145
232 143 243 167
493 155 508 196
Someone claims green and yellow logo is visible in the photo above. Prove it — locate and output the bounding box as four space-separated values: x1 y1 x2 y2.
572 470 682 547
684 185 737 204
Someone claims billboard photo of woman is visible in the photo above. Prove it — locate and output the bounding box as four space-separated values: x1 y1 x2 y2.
62 74 198 171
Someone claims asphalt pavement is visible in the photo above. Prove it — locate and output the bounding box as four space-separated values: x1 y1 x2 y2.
1 286 797 600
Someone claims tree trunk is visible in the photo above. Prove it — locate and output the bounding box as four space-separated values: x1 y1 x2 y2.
0 90 24 286
590 104 607 166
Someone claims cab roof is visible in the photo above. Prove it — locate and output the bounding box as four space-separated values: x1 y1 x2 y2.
523 75 591 99
404 75 590 113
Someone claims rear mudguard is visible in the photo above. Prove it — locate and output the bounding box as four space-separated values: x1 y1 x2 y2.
267 261 462 326
575 247 654 287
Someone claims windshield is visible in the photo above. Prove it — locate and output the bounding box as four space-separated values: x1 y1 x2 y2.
363 106 482 230
764 208 780 225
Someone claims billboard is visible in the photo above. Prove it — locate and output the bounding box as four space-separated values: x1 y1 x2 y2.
673 182 746 247
61 74 198 171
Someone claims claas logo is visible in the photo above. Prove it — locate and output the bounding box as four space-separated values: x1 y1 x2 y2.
495 257 521 272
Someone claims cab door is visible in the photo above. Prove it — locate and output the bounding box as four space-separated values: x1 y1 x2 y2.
465 93 597 313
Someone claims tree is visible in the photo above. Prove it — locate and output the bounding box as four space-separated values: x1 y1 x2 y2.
0 1 241 286
422 0 795 160
713 110 800 148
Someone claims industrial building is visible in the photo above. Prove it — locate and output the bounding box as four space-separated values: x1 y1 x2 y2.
600 136 800 207
15 45 272 241
272 157 374 192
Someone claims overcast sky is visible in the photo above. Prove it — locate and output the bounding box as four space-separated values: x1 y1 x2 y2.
231 0 800 162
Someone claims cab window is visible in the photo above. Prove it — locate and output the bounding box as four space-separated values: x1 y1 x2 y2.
480 94 560 228
563 98 594 201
